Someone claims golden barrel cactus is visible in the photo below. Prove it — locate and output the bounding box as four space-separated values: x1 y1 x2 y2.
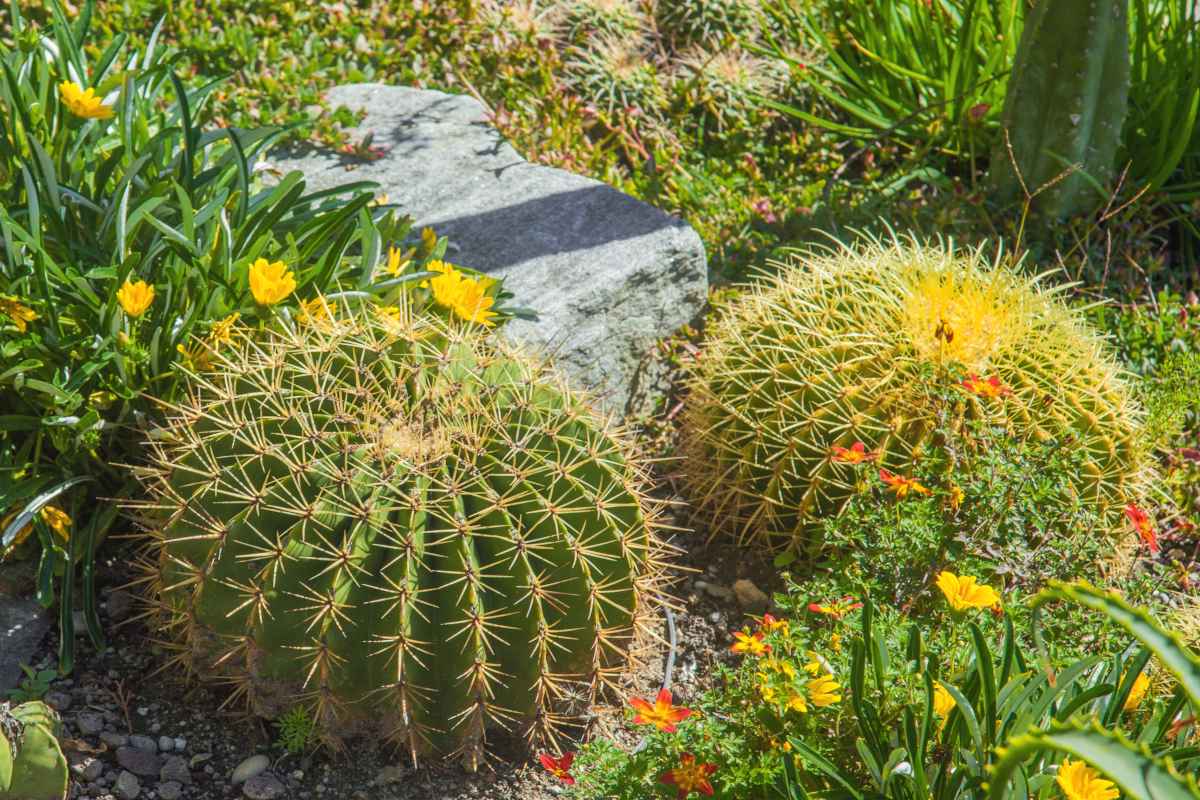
680 236 1154 550
133 307 669 767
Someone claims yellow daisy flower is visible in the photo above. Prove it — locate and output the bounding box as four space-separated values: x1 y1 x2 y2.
1057 758 1119 800
248 258 296 306
116 280 155 317
0 295 38 332
58 81 114 120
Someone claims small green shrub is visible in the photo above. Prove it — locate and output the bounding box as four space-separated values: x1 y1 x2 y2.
3 667 57 705
274 706 316 756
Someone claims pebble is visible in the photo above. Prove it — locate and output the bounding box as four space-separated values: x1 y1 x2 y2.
82 758 105 782
44 690 73 711
77 711 105 736
160 755 192 785
231 754 270 785
733 578 770 612
702 582 734 601
114 770 141 800
100 732 129 749
372 765 405 786
243 773 286 800
106 590 134 622
174 737 187 752
115 747 163 777
707 610 722 623
158 735 175 752
157 781 183 800
129 735 158 753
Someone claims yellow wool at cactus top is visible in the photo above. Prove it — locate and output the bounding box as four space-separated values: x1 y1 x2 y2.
58 81 114 119
117 280 155 317
249 258 297 306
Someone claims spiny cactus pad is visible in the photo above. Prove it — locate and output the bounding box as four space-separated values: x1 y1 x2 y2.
680 237 1153 549
135 308 667 767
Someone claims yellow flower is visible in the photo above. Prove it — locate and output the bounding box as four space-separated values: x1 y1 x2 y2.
1 506 70 551
1123 670 1150 712
420 226 438 254
763 658 796 679
758 680 776 703
376 305 402 323
802 652 823 676
426 261 498 327
830 632 842 653
58 81 114 120
248 258 296 306
208 313 240 345
176 340 214 371
807 674 842 707
786 692 808 713
297 296 333 326
948 483 965 511
936 571 1001 613
385 245 410 276
1057 758 1119 800
933 682 956 718
116 280 155 317
0 296 38 332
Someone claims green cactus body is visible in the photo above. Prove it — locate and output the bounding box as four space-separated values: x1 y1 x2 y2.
680 237 1154 550
0 701 68 800
990 0 1130 218
136 309 665 767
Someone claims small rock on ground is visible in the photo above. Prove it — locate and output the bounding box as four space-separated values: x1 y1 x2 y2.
733 578 770 613
76 710 105 736
114 769 141 800
243 772 286 800
115 746 162 777
158 780 183 800
231 754 270 785
160 754 192 785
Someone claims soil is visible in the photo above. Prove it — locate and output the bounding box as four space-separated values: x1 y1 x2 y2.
21 506 784 800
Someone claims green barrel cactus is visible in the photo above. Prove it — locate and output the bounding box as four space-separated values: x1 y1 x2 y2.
0 701 68 800
680 237 1154 550
135 308 667 767
990 0 1130 218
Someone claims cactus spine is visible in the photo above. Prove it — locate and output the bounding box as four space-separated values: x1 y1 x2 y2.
990 0 1130 218
0 701 68 800
680 236 1154 550
134 308 667 767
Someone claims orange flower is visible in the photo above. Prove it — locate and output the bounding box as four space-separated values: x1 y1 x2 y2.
759 613 789 634
807 596 863 619
660 753 717 799
879 468 931 499
630 688 693 733
730 629 770 656
1125 504 1159 554
961 373 1011 399
538 752 575 785
830 441 879 464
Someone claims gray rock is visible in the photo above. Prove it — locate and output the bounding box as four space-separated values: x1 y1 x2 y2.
115 746 162 777
104 590 134 622
0 597 51 692
44 690 72 711
160 755 192 785
173 737 187 752
82 758 105 782
271 83 707 416
158 735 175 753
231 754 270 785
732 578 770 613
114 770 141 800
77 711 105 736
243 773 286 800
100 731 129 749
158 781 183 800
129 734 158 753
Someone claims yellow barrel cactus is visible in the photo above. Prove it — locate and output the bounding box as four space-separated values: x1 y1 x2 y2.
680 236 1154 550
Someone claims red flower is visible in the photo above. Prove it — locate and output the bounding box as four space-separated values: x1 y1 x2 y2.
629 688 694 733
830 441 879 464
660 753 718 798
539 752 575 785
879 468 931 499
759 613 789 633
961 374 1012 399
807 596 864 620
1125 504 1159 554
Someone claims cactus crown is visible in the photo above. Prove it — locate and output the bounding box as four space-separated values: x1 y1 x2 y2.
134 307 669 767
681 235 1155 549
